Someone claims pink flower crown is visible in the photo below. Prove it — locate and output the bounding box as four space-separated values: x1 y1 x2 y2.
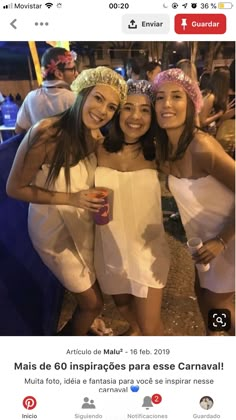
41 50 77 78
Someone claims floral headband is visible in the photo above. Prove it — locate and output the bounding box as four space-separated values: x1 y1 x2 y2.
41 50 77 78
126 79 156 103
153 68 203 113
71 66 128 105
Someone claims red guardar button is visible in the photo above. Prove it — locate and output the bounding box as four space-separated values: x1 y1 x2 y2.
175 14 226 34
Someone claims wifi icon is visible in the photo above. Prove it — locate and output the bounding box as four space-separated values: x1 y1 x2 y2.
45 2 53 8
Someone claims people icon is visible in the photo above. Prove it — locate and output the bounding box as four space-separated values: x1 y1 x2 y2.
82 397 96 409
200 396 214 410
89 400 96 409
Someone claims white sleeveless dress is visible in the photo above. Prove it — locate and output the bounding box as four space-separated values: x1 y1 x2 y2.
28 154 97 293
168 174 235 293
94 167 170 298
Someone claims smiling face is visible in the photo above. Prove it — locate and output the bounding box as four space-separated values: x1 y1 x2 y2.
119 94 152 143
155 82 187 131
82 85 120 129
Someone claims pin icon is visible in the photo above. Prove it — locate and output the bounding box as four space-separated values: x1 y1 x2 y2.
130 385 139 392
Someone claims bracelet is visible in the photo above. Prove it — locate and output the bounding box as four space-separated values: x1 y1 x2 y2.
216 235 227 250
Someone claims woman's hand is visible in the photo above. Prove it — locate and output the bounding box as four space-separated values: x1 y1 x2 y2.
193 238 225 265
69 188 105 212
217 99 235 125
227 97 235 111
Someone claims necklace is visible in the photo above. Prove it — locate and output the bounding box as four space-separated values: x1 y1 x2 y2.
123 139 141 145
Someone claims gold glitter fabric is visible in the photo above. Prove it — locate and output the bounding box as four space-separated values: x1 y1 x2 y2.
71 66 127 105
126 79 156 103
153 68 203 113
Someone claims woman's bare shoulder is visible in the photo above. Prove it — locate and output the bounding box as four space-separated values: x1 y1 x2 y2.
203 92 214 103
192 130 223 154
17 118 57 166
23 118 55 140
191 130 233 174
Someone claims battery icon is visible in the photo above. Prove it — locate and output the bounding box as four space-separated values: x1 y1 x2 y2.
218 2 233 8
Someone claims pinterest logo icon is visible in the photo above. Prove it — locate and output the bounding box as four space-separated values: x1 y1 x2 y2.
23 396 37 410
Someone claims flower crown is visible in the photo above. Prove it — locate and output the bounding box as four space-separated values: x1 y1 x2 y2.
41 50 77 78
71 66 127 105
127 79 156 103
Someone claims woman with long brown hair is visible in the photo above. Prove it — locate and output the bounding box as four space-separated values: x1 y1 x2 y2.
6 66 127 335
154 68 235 335
199 67 234 135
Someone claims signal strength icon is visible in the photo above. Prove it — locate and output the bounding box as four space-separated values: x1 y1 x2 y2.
45 2 53 8
3 4 13 8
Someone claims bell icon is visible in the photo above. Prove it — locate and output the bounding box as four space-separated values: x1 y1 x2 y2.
142 396 153 409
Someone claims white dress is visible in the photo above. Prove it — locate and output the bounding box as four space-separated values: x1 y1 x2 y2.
28 154 97 293
94 167 170 298
168 174 235 293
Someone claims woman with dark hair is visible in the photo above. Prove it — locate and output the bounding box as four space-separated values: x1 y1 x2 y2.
217 60 235 124
126 57 147 81
94 80 170 336
144 61 162 83
215 60 235 158
153 68 235 336
6 66 127 336
199 67 233 135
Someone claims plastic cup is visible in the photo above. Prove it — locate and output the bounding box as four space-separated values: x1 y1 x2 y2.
187 237 210 272
90 188 110 225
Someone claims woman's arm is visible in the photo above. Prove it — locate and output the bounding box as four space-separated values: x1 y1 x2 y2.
217 98 235 125
7 125 70 205
193 135 235 264
6 123 104 211
199 94 224 128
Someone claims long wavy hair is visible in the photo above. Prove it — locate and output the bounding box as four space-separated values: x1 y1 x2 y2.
155 96 196 163
27 87 95 189
103 105 157 161
202 68 230 113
